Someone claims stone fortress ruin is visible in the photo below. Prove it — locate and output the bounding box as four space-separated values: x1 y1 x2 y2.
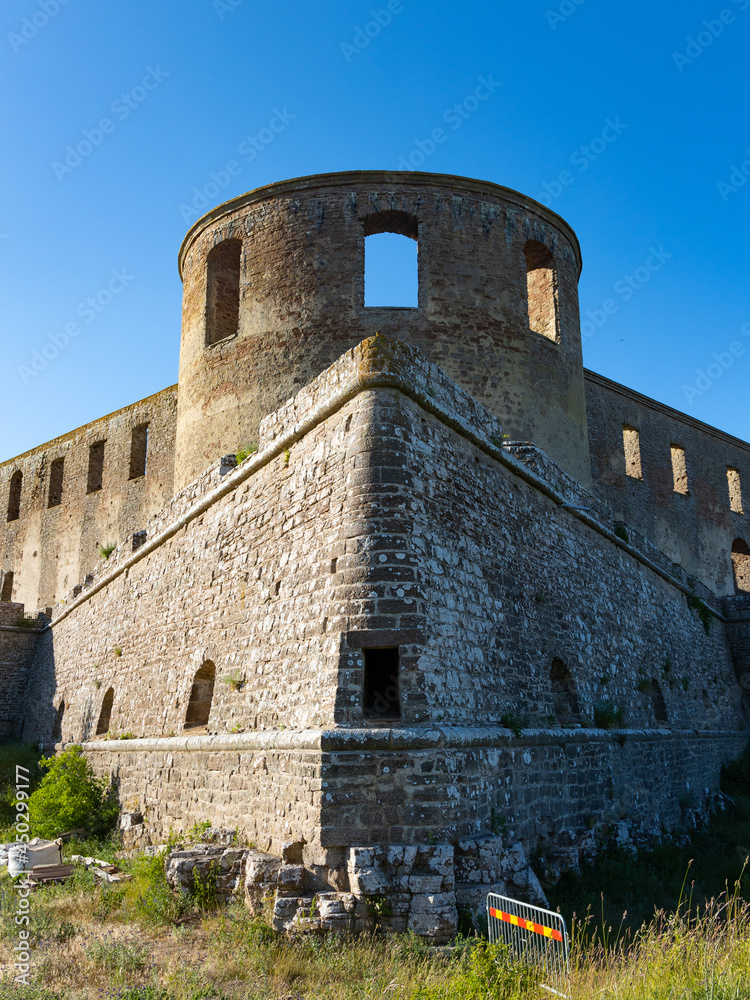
0 171 749 938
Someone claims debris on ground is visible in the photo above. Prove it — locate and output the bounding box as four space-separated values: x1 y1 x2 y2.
71 855 132 883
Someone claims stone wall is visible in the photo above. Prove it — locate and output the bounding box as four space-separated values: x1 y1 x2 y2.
0 614 41 739
0 386 178 612
723 595 750 711
21 338 746 870
586 370 750 596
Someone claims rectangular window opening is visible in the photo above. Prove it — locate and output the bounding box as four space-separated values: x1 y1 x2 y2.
363 647 400 720
622 426 643 480
670 444 689 495
129 423 149 480
365 232 418 308
524 240 558 342
728 467 743 514
7 472 22 522
48 458 64 508
87 441 105 494
206 239 242 346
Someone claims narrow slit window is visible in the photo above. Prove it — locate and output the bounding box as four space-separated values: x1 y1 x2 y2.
7 471 22 521
87 441 105 494
732 538 750 594
364 211 418 308
95 688 114 736
727 467 743 514
52 701 65 742
1 571 13 602
363 647 400 720
524 240 558 341
649 679 668 724
670 445 689 494
48 458 64 508
623 426 643 480
129 423 149 480
184 660 216 730
550 658 580 725
206 239 242 346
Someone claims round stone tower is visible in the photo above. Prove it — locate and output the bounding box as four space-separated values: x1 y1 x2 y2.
175 170 589 490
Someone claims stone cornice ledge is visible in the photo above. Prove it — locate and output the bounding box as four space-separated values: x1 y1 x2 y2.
70 725 746 755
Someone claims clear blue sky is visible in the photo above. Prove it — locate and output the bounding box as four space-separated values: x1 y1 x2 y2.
1 0 749 461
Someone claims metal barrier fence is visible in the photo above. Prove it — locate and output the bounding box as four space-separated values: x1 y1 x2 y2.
486 892 570 998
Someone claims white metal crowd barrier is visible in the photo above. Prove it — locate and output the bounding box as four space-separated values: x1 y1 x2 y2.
486 891 570 997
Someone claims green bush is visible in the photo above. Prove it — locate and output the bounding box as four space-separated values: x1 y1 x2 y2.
27 745 118 839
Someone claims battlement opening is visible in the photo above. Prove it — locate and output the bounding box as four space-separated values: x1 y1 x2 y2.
0 571 13 602
732 538 750 594
524 240 558 342
87 441 105 494
129 423 149 480
364 211 418 309
48 457 64 508
7 471 21 522
363 647 400 720
206 239 241 346
184 660 216 730
95 687 114 736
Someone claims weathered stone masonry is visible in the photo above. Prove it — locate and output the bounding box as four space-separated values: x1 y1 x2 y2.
0 171 748 937
15 336 748 936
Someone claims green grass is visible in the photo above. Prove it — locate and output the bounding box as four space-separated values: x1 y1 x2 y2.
235 443 258 464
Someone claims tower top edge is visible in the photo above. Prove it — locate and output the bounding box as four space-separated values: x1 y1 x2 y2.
177 170 582 279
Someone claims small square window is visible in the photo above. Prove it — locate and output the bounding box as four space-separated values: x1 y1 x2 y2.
363 647 400 720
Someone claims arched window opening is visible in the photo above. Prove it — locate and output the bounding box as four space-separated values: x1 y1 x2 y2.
1 571 13 603
48 457 65 508
622 426 643 480
7 471 22 522
129 424 149 479
206 239 242 346
649 679 668 724
52 701 65 742
550 658 579 725
731 538 750 594
95 688 114 736
524 240 558 342
184 660 216 730
87 441 106 494
363 211 418 308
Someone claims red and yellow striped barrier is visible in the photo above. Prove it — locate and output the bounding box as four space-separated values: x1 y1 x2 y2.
488 906 563 942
